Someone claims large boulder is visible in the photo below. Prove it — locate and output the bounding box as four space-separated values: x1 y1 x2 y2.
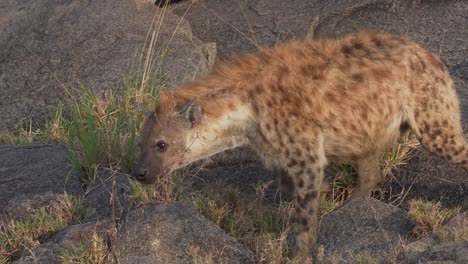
318 197 414 259
0 145 81 210
117 201 256 264
0 0 216 131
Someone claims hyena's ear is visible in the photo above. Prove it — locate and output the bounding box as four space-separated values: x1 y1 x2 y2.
177 96 202 128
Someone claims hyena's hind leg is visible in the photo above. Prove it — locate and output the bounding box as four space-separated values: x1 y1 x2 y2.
350 152 383 199
411 84 468 170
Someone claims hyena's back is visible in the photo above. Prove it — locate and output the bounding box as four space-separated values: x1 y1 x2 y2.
246 31 467 170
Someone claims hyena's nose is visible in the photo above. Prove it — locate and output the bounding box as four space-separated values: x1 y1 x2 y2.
133 169 147 181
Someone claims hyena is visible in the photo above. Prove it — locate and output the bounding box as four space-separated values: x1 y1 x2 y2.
132 31 468 261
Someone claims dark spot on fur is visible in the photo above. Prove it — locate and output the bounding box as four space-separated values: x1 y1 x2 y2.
442 120 448 126
372 38 383 48
309 191 318 199
325 91 335 102
273 118 279 127
298 179 304 188
266 100 273 108
308 154 316 162
287 159 298 167
299 160 306 167
342 45 352 56
295 149 302 157
433 129 442 136
352 73 364 82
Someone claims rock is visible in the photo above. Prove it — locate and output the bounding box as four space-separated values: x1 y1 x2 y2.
411 241 468 264
172 0 323 59
172 0 468 122
117 201 256 264
0 145 81 210
318 197 414 258
0 0 216 131
82 172 131 222
14 221 114 264
2 192 72 222
392 147 468 208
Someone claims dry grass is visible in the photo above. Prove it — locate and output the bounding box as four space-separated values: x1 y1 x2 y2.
59 232 111 264
191 181 297 264
408 199 460 238
0 194 83 262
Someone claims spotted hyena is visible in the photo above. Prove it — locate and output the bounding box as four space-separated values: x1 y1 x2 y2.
132 31 468 261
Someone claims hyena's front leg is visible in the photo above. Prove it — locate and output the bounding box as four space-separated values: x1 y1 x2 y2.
285 139 327 262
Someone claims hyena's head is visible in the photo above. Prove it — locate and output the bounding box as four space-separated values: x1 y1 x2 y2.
132 96 202 184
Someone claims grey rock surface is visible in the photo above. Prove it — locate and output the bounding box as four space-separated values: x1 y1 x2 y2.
318 197 414 258
172 0 468 122
411 241 468 264
117 201 256 264
83 172 131 222
0 0 216 131
2 192 71 222
14 221 114 264
393 147 468 208
0 145 81 209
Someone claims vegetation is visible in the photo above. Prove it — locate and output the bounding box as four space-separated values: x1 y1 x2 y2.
59 232 111 264
408 199 460 238
0 194 83 262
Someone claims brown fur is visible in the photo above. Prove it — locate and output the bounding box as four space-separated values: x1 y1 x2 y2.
134 31 468 261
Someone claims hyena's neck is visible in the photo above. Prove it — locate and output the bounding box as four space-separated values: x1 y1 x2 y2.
183 95 254 165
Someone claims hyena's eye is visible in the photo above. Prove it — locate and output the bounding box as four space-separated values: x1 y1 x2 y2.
155 140 168 152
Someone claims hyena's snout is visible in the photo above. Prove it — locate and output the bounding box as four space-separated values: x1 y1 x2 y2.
132 166 147 181
131 156 162 184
